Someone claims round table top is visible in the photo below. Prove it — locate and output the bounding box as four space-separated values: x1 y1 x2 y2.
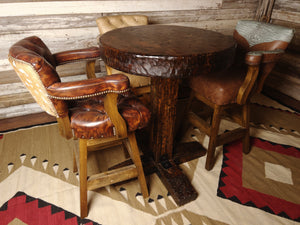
99 25 236 78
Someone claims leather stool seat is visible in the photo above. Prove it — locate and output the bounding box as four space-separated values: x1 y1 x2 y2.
183 20 294 171
8 36 150 218
189 65 247 105
70 95 150 139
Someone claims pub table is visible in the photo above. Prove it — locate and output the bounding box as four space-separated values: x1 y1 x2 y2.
99 25 236 205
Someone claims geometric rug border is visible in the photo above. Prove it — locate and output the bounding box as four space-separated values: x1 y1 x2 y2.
217 137 300 222
0 191 100 225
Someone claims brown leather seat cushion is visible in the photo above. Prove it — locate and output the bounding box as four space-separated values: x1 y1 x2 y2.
189 66 247 105
69 95 150 139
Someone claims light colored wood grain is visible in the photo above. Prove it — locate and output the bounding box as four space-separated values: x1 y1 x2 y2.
272 10 300 23
0 92 34 108
87 164 138 190
0 103 43 119
0 0 222 17
266 71 300 100
0 27 99 71
274 0 300 13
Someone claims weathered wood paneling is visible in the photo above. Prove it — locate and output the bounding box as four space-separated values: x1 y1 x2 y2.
0 0 222 16
0 0 259 119
265 0 300 102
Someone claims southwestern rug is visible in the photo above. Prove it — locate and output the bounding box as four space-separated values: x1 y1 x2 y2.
0 94 299 225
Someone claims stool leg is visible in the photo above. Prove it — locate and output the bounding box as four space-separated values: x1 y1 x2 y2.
127 132 149 198
86 60 96 79
242 103 251 154
176 91 195 140
79 139 88 218
205 105 222 171
73 149 78 173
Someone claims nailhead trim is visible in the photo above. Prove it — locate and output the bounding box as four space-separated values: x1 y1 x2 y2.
48 88 130 100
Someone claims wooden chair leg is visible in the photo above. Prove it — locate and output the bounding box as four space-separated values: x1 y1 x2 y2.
79 139 88 218
176 91 195 141
86 60 96 79
127 132 149 198
205 105 222 171
242 103 251 154
122 140 130 159
73 150 78 173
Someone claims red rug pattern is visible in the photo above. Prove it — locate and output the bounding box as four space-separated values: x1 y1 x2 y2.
217 137 300 222
0 192 99 225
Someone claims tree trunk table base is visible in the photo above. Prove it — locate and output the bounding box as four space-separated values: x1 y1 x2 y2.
109 141 206 206
100 24 235 206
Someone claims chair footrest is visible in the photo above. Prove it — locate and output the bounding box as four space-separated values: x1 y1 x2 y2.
216 128 247 146
188 111 211 135
87 164 138 190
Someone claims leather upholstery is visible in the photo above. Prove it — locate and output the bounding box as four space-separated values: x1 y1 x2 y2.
9 36 60 116
96 15 148 35
9 36 151 139
70 95 150 139
54 47 101 66
96 15 151 88
190 20 294 105
190 66 246 105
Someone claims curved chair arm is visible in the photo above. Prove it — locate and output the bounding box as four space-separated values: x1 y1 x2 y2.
47 74 129 100
237 49 285 104
104 93 128 138
237 51 262 105
255 49 284 92
53 47 100 66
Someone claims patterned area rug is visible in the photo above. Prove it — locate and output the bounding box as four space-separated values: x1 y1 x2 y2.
0 192 98 225
0 95 299 225
218 137 300 222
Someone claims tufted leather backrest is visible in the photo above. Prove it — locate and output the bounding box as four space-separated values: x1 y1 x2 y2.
8 36 63 117
96 15 148 35
234 20 294 51
96 15 151 88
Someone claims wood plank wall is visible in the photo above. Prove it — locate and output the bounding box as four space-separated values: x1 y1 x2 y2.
0 0 259 120
265 0 300 102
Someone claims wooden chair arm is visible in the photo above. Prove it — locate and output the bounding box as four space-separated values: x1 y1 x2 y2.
255 49 284 92
104 93 128 138
53 47 100 66
237 51 262 105
46 74 129 100
237 50 284 104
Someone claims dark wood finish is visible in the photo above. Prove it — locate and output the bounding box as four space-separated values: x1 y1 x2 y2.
151 77 180 161
100 25 236 79
0 112 56 132
157 157 198 205
99 25 236 206
263 85 300 112
205 105 222 170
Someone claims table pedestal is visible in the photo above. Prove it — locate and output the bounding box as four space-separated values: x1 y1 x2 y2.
150 77 179 161
100 25 235 206
149 77 199 205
